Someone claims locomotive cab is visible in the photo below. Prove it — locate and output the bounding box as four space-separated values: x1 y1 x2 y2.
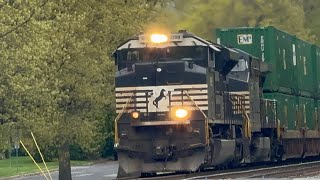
114 32 217 87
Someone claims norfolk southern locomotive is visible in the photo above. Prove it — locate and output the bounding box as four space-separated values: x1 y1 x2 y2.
112 30 282 177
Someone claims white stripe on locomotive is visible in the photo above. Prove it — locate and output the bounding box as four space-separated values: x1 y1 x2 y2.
116 84 208 113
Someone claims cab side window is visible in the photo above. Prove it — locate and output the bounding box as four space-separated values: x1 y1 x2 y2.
231 59 247 72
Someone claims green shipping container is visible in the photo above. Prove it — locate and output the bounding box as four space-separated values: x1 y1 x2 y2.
295 39 314 97
312 45 320 96
297 96 316 130
263 93 297 130
317 100 320 130
216 26 296 93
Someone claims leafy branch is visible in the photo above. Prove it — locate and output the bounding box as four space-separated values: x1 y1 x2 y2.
0 0 48 39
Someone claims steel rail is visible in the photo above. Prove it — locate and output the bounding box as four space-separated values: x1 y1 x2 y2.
185 160 320 179
135 160 320 180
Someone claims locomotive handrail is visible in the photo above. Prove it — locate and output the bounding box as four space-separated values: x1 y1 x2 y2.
242 105 252 139
277 119 281 140
114 95 133 147
184 91 209 145
184 91 207 119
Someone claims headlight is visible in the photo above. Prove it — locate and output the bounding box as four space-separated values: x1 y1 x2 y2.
132 111 140 119
150 34 168 43
175 108 188 119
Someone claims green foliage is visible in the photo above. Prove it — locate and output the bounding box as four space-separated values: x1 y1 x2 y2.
69 144 88 161
33 147 57 162
99 108 116 157
0 124 11 154
303 0 320 44
0 0 164 178
101 136 115 158
156 0 317 44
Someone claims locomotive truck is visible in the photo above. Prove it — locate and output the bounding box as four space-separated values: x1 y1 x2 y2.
112 28 320 178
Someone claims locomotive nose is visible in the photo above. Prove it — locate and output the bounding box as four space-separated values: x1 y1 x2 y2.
154 61 185 85
133 61 185 86
154 146 167 156
152 140 176 160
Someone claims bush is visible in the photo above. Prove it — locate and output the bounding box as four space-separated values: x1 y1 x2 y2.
69 144 88 160
4 149 10 159
32 146 57 162
101 137 115 158
30 144 98 162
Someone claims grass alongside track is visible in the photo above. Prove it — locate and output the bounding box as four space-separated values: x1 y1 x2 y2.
0 156 92 178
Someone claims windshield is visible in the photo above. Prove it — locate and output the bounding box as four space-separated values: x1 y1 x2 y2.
231 59 248 72
117 46 208 69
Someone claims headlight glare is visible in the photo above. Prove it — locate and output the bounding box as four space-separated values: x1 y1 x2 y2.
150 34 168 43
175 108 188 119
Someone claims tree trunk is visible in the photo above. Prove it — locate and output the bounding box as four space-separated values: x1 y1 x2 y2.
58 143 72 180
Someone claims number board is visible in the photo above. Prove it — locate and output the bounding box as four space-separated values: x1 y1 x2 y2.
169 34 183 42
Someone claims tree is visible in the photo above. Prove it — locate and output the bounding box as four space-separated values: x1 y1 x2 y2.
303 0 320 45
0 0 56 156
1 0 164 179
155 0 315 43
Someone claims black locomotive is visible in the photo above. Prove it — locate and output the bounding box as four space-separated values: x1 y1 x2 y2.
112 30 285 178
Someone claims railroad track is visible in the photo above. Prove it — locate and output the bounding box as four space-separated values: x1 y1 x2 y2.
186 160 320 179
136 159 320 180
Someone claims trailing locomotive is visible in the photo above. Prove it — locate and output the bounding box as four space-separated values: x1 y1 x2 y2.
112 29 319 178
